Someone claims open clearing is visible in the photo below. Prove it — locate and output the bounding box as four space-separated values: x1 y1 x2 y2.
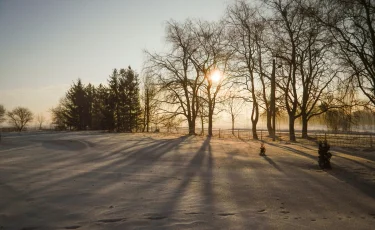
1 131 375 229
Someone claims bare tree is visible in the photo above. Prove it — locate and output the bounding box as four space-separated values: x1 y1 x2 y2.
50 99 68 130
223 91 244 135
226 1 271 139
197 88 209 135
159 115 184 133
145 20 204 135
316 0 375 106
293 0 342 138
266 0 305 141
0 104 5 124
262 0 340 140
7 107 33 131
141 74 160 132
188 20 232 136
36 113 46 130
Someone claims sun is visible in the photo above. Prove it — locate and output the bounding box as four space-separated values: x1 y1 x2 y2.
210 69 222 83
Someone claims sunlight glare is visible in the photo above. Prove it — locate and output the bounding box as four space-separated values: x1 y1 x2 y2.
210 69 222 83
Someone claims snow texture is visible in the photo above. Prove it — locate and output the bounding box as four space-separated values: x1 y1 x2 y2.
0 131 374 229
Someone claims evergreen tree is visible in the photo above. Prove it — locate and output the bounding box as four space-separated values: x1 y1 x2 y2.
63 79 89 130
128 66 142 131
53 67 143 132
85 83 95 129
91 84 102 130
118 66 142 132
108 69 120 131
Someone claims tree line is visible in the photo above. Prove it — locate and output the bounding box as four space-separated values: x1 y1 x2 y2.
50 66 142 132
1 0 374 139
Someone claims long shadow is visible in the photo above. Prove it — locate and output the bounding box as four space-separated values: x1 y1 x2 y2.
0 145 90 183
0 133 198 228
201 137 215 222
23 135 191 195
0 176 85 229
331 146 375 162
0 135 191 226
266 141 375 200
262 155 284 173
266 142 316 161
327 162 375 200
130 137 214 198
41 140 88 151
1 133 128 181
106 135 192 170
148 137 216 227
224 148 276 229
0 138 37 151
12 137 150 183
334 154 375 171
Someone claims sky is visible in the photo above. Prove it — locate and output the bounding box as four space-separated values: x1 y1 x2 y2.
0 0 233 125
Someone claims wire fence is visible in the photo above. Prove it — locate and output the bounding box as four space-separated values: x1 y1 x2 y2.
156 127 375 149
2 125 374 149
312 132 374 149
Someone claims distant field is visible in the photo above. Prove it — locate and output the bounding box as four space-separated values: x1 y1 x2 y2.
2 128 374 148
0 132 374 229
143 127 375 149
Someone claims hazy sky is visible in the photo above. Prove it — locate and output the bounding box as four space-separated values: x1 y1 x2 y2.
0 0 231 122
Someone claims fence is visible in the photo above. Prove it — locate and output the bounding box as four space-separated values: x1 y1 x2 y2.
313 132 374 149
156 127 375 149
2 125 373 149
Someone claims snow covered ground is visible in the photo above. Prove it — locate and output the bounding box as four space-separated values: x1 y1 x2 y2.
0 131 374 230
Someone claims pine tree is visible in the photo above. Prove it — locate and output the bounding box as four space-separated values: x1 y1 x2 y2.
108 69 120 131
53 67 143 132
85 83 95 129
63 79 89 130
121 66 142 132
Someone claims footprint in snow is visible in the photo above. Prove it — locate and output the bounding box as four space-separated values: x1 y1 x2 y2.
218 213 235 217
96 218 125 223
185 212 204 215
64 226 81 229
146 216 167 220
257 209 267 214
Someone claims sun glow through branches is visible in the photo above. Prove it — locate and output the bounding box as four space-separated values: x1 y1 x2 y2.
210 69 222 83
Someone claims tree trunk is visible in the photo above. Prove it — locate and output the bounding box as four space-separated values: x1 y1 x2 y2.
289 115 296 141
201 115 204 135
146 89 150 132
301 113 308 139
142 107 146 132
252 120 258 140
251 102 259 140
207 85 213 137
188 119 195 135
266 109 273 136
208 108 213 136
231 114 235 135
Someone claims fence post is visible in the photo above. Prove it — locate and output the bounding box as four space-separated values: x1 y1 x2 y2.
238 129 240 138
261 130 263 140
219 129 221 138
